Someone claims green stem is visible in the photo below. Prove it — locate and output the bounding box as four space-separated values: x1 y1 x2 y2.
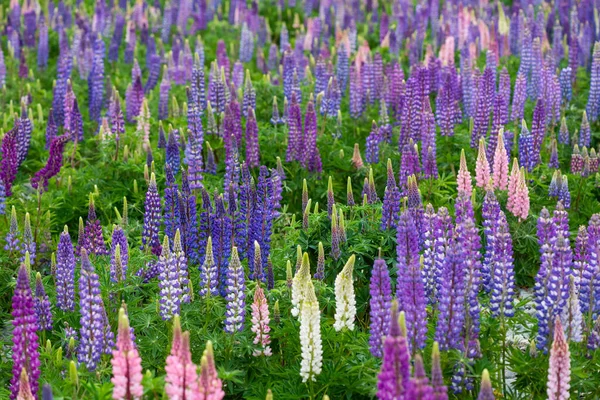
502 316 507 396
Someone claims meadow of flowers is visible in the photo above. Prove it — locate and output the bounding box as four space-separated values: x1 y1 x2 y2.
1 0 600 398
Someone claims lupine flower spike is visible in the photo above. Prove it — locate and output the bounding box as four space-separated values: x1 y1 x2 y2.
333 255 356 331
111 307 143 400
476 138 491 188
457 149 472 196
547 318 571 400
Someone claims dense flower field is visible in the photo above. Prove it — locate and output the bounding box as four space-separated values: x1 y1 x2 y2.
1 0 600 398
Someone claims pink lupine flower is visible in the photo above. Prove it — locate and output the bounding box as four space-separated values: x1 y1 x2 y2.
507 158 520 215
492 131 509 190
475 138 491 188
251 286 272 356
507 160 529 220
197 341 225 400
165 316 199 399
111 308 143 400
457 149 472 196
547 318 570 400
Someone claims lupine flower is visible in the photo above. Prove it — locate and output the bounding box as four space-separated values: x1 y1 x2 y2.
351 143 364 169
245 108 260 167
508 167 530 221
333 255 356 331
10 264 40 400
251 286 271 356
369 257 392 358
560 276 583 343
166 130 181 176
225 247 246 333
558 175 571 209
5 206 20 252
547 318 571 400
330 205 341 260
579 111 591 148
16 368 35 400
299 279 322 382
292 253 311 317
31 135 69 192
507 159 521 215
549 139 560 169
314 242 325 280
165 317 198 398
158 67 170 120
570 145 584 175
490 211 515 318
157 236 181 321
56 226 75 311
431 342 448 400
78 249 110 371
197 341 225 400
477 369 494 400
365 121 382 164
456 149 472 196
111 308 143 400
475 138 491 188
84 194 107 256
492 131 509 190
110 225 129 282
34 273 52 331
1 129 19 196
381 159 401 230
0 177 5 215
163 165 181 241
377 302 410 399
582 214 600 316
405 354 435 399
199 237 219 297
141 173 161 254
587 42 600 121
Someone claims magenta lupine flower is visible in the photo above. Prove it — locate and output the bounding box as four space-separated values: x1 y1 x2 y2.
369 258 392 358
245 108 260 168
405 354 435 399
547 318 571 400
377 303 410 400
78 249 110 371
111 308 143 400
456 149 472 196
34 273 52 331
570 145 583 175
10 264 40 400
84 195 107 256
31 135 69 192
165 318 199 398
141 173 162 254
396 210 427 350
198 341 225 400
5 206 20 252
251 286 271 356
1 128 19 196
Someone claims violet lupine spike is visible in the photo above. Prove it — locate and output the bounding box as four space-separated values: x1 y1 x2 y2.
56 226 75 311
489 211 516 318
31 135 69 192
141 173 162 255
560 276 583 343
481 187 501 292
110 226 129 282
549 140 559 169
163 165 181 241
431 342 448 399
88 35 105 123
314 242 325 280
511 72 527 123
369 257 392 358
396 210 427 351
84 195 107 256
158 67 170 120
582 214 600 316
587 42 600 121
406 354 435 399
365 121 382 164
44 110 57 150
157 236 181 321
20 213 36 265
0 178 5 215
579 111 591 148
285 94 303 163
1 129 19 197
477 370 495 400
377 302 410 400
10 264 40 400
303 99 322 173
471 67 495 148
77 249 108 371
225 247 246 333
245 108 260 168
518 121 536 172
531 100 546 166
213 194 233 296
381 159 401 230
16 108 32 166
166 130 181 176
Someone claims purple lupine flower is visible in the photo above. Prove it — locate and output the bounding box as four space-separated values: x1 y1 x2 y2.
587 43 600 121
559 67 572 105
1 129 19 196
197 188 212 265
88 35 105 123
377 302 410 400
44 110 57 150
303 99 322 173
242 70 256 118
558 175 571 209
157 236 180 320
326 176 335 219
31 135 69 192
549 140 559 169
186 106 204 190
163 165 182 242
313 241 325 281
489 211 516 318
84 195 107 256
0 178 5 215
435 238 466 351
406 354 435 399
77 249 108 371
125 76 144 123
396 210 427 350
369 257 392 358
381 159 401 230
471 67 494 148
159 67 170 120
20 213 36 265
511 73 527 123
582 214 600 315
245 108 260 168
10 264 40 400
282 49 295 101
579 111 591 148
34 273 53 331
436 72 458 136
267 44 278 72
141 173 162 255
482 187 501 292
69 99 84 143
213 194 233 296
407 175 424 248
110 226 129 282
199 236 218 297
270 96 282 125
431 342 448 399
166 130 181 176
518 121 536 172
349 63 365 119
531 100 546 166
365 121 382 164
239 23 254 63
16 107 33 165
5 206 20 252
225 247 246 333
56 226 75 311
37 15 48 69
398 140 420 192
422 204 440 303
286 94 303 162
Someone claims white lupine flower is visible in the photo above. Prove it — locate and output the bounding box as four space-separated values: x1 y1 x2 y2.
560 276 583 342
333 254 357 331
291 253 311 317
300 280 322 382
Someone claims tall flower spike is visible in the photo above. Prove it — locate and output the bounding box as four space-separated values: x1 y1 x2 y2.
165 324 198 399
431 342 448 400
111 308 143 400
507 159 521 216
547 318 571 400
331 205 341 260
199 237 218 297
492 130 509 190
224 247 246 333
475 138 491 188
560 276 583 343
198 341 225 399
457 149 472 196
477 370 494 400
56 226 75 311
299 280 322 382
34 273 52 331
377 303 410 400
314 242 325 280
141 173 161 254
84 194 107 256
292 253 311 317
333 255 357 331
5 206 20 252
251 286 271 356
406 354 435 399
369 256 392 358
490 211 516 318
157 236 180 321
10 264 40 400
